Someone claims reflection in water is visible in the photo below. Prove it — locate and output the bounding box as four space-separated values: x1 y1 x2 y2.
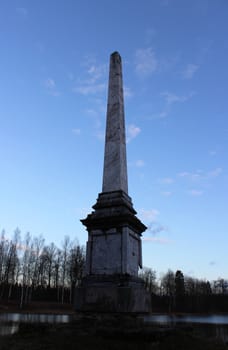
144 314 228 325
1 313 228 342
0 313 70 324
144 314 228 343
0 313 71 336
0 324 19 336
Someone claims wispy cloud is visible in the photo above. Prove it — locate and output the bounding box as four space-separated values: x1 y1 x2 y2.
139 209 171 245
83 99 106 141
126 124 141 143
208 167 222 178
188 189 203 196
161 191 173 197
74 59 107 96
142 237 171 244
161 91 195 104
72 128 81 136
178 167 222 181
135 159 145 167
135 48 158 76
86 64 106 84
147 222 168 235
73 83 105 95
16 7 28 17
129 159 145 168
45 78 55 89
44 78 60 96
124 86 133 98
95 129 105 140
158 177 174 185
182 64 199 79
139 209 160 222
209 150 217 156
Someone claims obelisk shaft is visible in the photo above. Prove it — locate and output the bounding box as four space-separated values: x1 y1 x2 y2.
102 52 128 194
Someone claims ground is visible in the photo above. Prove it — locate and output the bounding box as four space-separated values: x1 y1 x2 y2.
0 322 228 350
0 302 228 350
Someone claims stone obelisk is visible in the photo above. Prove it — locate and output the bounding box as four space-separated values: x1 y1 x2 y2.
102 52 128 194
75 52 151 313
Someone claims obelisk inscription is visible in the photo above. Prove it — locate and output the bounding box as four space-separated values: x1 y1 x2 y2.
102 52 128 194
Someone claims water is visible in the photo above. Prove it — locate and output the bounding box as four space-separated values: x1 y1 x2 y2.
1 313 228 342
144 314 228 343
144 314 228 325
0 313 70 324
0 313 70 336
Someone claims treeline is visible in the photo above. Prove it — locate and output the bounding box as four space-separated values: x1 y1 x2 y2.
0 229 85 308
140 268 228 313
1 229 228 313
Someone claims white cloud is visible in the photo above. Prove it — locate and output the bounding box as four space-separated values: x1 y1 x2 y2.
45 78 56 89
209 150 217 156
16 7 28 17
128 159 145 168
87 64 106 84
139 209 160 222
73 83 105 95
44 78 60 96
147 222 168 235
207 167 222 178
135 48 158 76
188 189 203 196
182 64 199 79
95 129 105 141
135 159 145 167
161 91 195 104
158 177 174 184
161 191 172 197
142 237 171 244
126 124 141 143
159 111 168 119
73 58 107 96
178 171 202 181
178 168 222 181
72 128 81 136
124 87 133 98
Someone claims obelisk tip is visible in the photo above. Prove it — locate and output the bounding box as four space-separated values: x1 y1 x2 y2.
111 51 121 60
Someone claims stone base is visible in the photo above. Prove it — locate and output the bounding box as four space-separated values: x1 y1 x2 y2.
74 274 151 314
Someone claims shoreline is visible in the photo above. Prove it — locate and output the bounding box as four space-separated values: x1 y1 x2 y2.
1 301 228 317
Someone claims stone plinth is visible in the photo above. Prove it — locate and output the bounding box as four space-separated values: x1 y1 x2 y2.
75 274 151 313
75 190 151 313
81 190 146 276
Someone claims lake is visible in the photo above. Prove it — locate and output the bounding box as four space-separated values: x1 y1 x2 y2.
144 314 228 325
0 313 70 336
1 313 228 342
144 314 228 343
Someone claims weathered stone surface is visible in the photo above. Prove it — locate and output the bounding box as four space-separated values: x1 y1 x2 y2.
81 190 146 276
102 52 128 194
75 275 151 313
76 52 151 313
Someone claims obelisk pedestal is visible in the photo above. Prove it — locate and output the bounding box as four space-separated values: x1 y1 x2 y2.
75 52 151 313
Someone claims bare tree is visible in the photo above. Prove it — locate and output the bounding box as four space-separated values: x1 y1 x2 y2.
139 267 157 294
60 236 71 304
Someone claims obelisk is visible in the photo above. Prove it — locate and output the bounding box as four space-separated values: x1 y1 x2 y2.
75 52 151 313
102 52 128 194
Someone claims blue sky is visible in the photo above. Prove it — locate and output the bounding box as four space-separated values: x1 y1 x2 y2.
0 0 227 281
